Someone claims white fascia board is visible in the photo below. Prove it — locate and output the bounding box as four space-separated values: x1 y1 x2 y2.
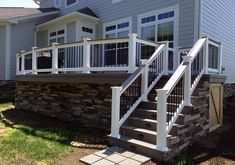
9 11 59 24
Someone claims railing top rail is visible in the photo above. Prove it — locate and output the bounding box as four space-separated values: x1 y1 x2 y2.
89 37 129 45
119 43 166 94
136 37 158 47
147 44 166 65
56 41 83 48
162 38 207 95
120 66 145 94
35 46 53 52
19 50 33 57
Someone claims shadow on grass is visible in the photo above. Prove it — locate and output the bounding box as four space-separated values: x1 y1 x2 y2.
0 108 108 148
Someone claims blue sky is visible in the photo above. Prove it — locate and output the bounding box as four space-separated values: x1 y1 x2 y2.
0 0 39 8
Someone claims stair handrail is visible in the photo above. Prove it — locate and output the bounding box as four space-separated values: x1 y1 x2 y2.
111 43 168 138
156 37 222 152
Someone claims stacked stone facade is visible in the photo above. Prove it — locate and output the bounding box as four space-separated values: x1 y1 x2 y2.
0 81 15 99
16 82 113 130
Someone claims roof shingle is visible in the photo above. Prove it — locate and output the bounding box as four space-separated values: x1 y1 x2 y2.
0 7 59 20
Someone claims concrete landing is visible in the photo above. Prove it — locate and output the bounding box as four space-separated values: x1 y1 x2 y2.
80 146 151 165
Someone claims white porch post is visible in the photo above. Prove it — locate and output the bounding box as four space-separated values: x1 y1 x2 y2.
141 59 149 101
128 33 138 73
52 43 59 74
182 56 192 106
203 38 209 74
163 42 169 75
219 42 223 74
32 47 37 75
83 38 91 74
156 89 168 151
20 50 26 75
16 54 20 75
111 87 121 138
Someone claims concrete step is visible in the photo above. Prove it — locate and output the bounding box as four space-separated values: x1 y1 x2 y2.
108 135 175 161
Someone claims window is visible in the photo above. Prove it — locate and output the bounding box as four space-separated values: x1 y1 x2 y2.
66 0 78 7
139 8 178 71
208 44 219 69
103 18 131 66
49 29 65 45
158 11 174 20
54 0 61 8
141 15 156 24
104 18 131 38
82 27 93 34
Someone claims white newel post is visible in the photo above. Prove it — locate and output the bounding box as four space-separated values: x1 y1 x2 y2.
141 59 149 101
156 89 168 151
21 50 26 75
111 87 122 138
16 54 20 75
32 47 37 74
52 43 59 74
128 33 138 73
83 38 91 74
163 42 169 75
183 56 192 106
203 38 209 74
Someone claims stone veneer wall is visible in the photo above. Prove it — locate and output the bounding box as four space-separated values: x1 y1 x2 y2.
168 75 225 157
15 82 113 130
224 84 235 97
0 81 15 99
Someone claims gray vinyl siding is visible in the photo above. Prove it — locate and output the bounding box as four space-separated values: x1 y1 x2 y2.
67 21 76 42
0 25 6 80
10 15 58 80
40 0 196 48
201 0 235 83
40 0 54 8
37 30 48 47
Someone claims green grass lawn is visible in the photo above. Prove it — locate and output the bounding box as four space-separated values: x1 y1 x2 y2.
0 98 107 165
0 98 14 111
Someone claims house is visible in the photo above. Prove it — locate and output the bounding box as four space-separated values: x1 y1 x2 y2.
3 0 234 161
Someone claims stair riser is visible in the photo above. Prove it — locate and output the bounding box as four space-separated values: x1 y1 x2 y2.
126 118 156 131
138 102 157 109
133 109 184 124
132 111 157 120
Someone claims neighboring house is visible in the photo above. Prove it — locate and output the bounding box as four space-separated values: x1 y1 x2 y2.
6 0 235 161
0 7 59 80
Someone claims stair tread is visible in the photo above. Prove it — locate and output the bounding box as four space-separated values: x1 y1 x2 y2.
135 109 184 117
122 126 176 138
118 135 157 150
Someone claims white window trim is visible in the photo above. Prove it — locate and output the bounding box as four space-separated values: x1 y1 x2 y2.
103 17 132 38
48 27 67 45
65 0 78 8
137 5 179 71
54 0 61 8
112 0 123 4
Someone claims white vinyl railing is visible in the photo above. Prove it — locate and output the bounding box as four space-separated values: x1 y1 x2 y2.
16 33 159 75
111 43 168 138
156 37 222 152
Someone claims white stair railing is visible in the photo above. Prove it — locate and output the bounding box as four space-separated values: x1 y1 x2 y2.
16 33 159 75
156 37 222 152
111 43 168 138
